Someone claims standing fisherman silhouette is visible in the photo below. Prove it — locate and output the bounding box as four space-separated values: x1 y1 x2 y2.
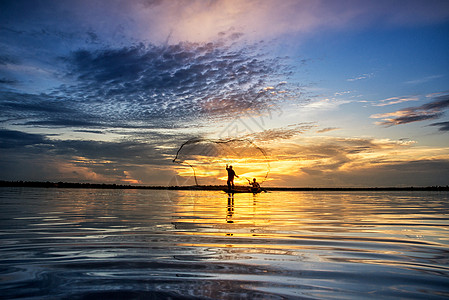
226 164 239 191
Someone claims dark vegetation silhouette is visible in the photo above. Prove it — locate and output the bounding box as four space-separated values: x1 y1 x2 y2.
1 181 448 191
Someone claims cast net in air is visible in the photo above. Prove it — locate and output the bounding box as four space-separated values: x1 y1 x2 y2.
172 138 270 186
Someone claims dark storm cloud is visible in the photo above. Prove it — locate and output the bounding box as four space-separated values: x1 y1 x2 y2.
372 93 449 127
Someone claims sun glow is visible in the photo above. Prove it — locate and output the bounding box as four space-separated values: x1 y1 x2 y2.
175 157 270 186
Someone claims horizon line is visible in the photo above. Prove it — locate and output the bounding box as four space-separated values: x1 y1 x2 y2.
1 180 448 191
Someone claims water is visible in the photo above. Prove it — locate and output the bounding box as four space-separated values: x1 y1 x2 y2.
1 188 448 299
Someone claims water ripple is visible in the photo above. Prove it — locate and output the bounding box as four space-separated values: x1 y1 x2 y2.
1 188 448 299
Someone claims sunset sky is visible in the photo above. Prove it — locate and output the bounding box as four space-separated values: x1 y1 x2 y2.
1 0 449 187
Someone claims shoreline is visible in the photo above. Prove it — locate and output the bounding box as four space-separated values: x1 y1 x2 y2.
1 180 448 191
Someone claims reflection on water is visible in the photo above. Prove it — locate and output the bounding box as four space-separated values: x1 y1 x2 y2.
226 193 234 225
1 187 448 299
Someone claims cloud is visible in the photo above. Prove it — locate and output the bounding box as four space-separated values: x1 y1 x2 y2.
0 90 105 128
373 96 419 107
271 136 412 163
2 0 449 48
302 97 351 110
371 93 449 126
265 136 449 187
334 91 351 96
1 0 446 131
429 121 449 132
0 54 20 65
0 41 299 130
243 123 315 142
73 129 105 134
0 128 185 184
0 129 47 149
296 159 449 187
0 78 18 86
126 0 449 43
0 91 72 114
316 127 340 133
405 75 444 85
65 41 297 122
347 73 373 82
171 134 421 186
2 128 448 186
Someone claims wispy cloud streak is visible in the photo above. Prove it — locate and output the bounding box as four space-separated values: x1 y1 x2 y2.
373 96 419 107
371 93 449 126
347 73 373 82
429 121 449 132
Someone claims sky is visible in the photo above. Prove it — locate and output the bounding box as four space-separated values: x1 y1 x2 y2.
1 0 449 187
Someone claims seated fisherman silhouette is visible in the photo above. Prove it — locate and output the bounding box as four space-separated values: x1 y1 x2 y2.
226 164 239 190
248 178 261 193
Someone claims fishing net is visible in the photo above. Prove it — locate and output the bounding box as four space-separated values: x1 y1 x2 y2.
172 138 270 186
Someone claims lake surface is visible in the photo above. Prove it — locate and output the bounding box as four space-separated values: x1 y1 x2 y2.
1 188 448 299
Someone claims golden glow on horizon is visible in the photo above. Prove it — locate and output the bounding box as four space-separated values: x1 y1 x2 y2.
122 171 142 184
171 136 449 187
47 135 449 187
175 157 269 185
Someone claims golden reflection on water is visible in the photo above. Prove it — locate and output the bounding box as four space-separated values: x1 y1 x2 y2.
172 190 276 237
170 190 449 247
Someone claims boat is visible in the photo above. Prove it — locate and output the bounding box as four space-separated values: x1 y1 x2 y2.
223 186 265 194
